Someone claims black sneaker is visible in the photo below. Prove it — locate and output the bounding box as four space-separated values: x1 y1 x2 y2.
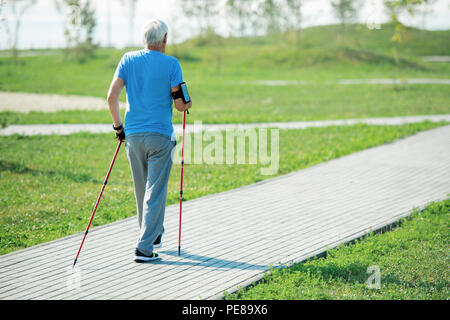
153 233 163 248
134 248 159 262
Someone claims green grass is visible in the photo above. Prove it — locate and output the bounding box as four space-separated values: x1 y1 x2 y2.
1 83 449 127
0 23 449 126
225 198 449 300
0 121 446 255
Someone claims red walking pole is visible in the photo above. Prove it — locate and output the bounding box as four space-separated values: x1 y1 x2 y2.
178 109 188 256
73 140 122 267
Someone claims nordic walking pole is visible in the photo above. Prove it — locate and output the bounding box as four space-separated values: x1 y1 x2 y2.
73 140 122 268
178 109 188 256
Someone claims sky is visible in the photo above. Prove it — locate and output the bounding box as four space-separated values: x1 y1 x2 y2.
0 0 449 50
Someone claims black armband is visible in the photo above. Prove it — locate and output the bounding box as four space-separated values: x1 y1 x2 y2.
171 82 191 104
171 89 183 100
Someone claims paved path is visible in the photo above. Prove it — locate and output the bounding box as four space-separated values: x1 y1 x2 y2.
1 77 449 112
421 56 450 63
0 92 125 113
0 125 449 300
238 78 450 86
1 114 449 136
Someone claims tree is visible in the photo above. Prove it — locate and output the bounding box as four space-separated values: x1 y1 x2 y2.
384 0 429 57
283 0 310 44
331 0 361 26
384 0 431 41
1 0 36 59
120 0 138 47
0 0 5 33
56 0 97 63
227 0 273 37
383 0 429 82
182 0 219 37
106 0 112 47
226 0 252 37
259 0 281 35
0 0 5 15
418 0 437 29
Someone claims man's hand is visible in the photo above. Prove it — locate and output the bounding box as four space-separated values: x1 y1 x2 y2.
184 100 192 112
173 98 192 112
114 126 125 142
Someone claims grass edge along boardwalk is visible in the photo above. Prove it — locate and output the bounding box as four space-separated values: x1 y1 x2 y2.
0 122 447 255
0 125 448 300
225 198 449 300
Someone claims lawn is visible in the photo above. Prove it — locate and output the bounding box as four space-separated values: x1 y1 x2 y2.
1 82 449 127
0 23 449 126
0 19 448 303
225 198 449 300
0 121 446 255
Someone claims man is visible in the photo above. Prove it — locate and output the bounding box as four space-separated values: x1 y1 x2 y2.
107 19 192 262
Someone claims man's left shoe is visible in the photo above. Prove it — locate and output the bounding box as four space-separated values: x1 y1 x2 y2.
153 229 165 248
153 233 163 248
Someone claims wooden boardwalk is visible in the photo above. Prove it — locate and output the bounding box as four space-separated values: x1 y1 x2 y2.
1 125 449 300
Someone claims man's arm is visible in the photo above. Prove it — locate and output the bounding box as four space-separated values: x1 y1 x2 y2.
171 86 192 112
107 76 125 129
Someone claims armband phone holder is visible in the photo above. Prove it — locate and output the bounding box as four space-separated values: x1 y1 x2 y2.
172 82 191 104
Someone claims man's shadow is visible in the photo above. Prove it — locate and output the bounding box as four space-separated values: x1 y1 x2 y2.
138 249 268 271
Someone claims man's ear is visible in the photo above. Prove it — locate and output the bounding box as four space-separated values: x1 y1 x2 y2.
163 33 167 44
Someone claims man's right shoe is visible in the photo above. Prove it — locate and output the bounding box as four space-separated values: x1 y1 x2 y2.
134 248 159 262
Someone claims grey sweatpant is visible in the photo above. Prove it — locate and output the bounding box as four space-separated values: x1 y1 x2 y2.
125 132 176 256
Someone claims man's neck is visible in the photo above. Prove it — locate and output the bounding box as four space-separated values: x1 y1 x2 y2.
146 45 164 53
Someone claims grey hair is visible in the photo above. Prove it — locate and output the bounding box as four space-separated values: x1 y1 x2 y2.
142 19 168 46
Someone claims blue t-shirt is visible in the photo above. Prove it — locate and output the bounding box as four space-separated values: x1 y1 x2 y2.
114 49 183 138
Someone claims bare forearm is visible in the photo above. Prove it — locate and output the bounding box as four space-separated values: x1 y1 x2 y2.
108 96 122 127
107 76 125 127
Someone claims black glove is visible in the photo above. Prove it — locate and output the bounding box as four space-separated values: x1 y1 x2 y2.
113 123 125 141
115 130 125 141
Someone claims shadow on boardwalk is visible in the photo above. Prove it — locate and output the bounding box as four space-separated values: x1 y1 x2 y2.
140 250 268 271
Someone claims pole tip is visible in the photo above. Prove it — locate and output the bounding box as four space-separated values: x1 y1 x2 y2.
178 246 181 256
72 259 77 268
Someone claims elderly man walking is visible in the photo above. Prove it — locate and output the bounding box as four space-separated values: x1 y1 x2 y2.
107 19 192 262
